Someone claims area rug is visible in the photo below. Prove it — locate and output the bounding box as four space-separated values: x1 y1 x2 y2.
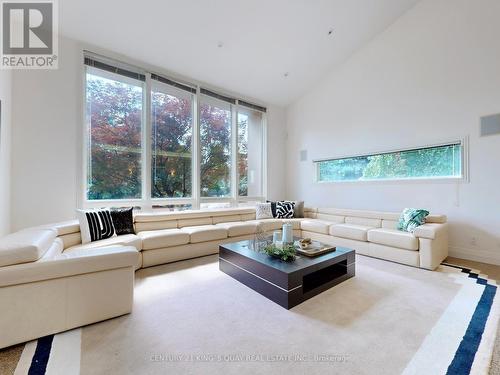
2 255 499 375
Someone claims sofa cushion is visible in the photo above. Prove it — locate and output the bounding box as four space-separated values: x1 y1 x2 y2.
215 222 258 237
413 223 447 240
177 217 212 228
329 224 373 242
212 215 243 224
137 229 189 250
345 217 381 228
0 246 139 288
48 220 80 236
64 234 142 252
247 219 282 232
63 234 142 270
0 229 57 267
300 220 331 235
282 218 302 230
315 213 345 223
180 225 228 243
135 220 177 233
367 228 419 251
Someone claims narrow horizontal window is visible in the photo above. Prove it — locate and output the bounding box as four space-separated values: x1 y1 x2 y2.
315 142 463 182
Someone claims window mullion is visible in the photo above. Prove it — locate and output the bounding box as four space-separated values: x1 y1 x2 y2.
231 105 238 207
143 74 152 211
192 87 201 209
262 113 268 200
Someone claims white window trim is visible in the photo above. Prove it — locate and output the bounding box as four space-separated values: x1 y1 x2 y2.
80 53 267 211
313 137 470 185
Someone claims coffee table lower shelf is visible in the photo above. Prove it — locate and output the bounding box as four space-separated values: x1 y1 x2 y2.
219 243 355 309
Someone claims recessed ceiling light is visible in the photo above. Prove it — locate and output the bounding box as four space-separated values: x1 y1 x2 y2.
328 28 334 36
283 72 289 78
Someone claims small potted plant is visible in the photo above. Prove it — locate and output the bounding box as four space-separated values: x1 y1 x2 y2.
262 243 296 262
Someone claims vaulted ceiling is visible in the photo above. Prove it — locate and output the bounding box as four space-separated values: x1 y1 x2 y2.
60 0 419 106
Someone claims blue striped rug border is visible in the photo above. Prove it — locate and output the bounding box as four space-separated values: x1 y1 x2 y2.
442 263 498 375
28 335 54 375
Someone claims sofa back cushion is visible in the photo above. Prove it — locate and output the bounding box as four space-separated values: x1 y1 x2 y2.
134 220 177 233
133 208 256 232
315 213 345 223
310 207 447 225
304 207 317 219
59 232 82 250
240 213 256 221
382 220 398 229
0 229 57 267
345 217 382 228
426 215 447 224
212 215 242 224
177 217 212 228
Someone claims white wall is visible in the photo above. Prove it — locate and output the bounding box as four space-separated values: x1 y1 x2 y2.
0 70 12 237
286 0 500 264
11 37 80 231
10 37 287 231
266 106 287 201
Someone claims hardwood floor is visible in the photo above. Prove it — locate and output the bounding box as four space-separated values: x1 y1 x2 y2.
445 257 500 284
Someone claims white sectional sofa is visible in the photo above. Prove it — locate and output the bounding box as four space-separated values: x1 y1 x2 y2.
0 206 448 348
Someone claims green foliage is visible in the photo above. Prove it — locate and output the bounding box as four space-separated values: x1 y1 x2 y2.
86 74 142 200
151 91 192 198
318 145 461 182
86 72 242 200
262 243 296 262
199 103 232 197
238 114 248 196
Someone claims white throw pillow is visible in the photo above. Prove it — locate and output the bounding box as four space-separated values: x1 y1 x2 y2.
255 203 273 220
77 209 115 244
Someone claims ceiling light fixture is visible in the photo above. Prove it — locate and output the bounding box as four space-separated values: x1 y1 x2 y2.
283 72 289 78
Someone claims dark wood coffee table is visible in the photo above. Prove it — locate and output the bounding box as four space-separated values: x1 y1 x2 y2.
219 240 355 309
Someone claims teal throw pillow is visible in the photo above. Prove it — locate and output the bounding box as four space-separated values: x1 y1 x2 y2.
397 208 430 233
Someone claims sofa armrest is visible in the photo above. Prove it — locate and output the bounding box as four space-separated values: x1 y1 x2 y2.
417 223 449 270
0 246 138 287
413 223 447 240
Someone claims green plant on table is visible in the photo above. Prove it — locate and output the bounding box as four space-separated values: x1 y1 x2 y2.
262 243 296 262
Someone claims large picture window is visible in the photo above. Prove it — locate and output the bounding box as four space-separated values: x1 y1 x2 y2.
83 54 266 209
85 69 144 200
199 97 232 198
315 142 464 183
237 108 264 197
151 84 193 198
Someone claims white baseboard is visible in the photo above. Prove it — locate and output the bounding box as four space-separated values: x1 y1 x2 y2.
448 246 500 266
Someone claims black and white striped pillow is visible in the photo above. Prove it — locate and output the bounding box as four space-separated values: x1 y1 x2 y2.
77 209 115 244
275 201 295 219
